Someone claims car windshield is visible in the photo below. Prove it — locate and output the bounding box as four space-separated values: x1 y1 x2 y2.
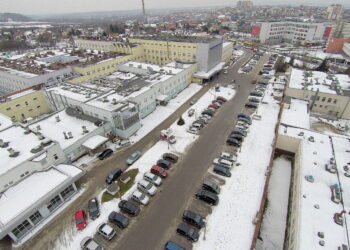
139 193 146 199
158 168 164 173
146 183 152 189
89 206 97 212
194 214 201 223
188 228 194 235
76 218 85 224
152 175 157 181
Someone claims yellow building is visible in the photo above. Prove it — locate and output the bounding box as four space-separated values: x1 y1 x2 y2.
0 86 51 122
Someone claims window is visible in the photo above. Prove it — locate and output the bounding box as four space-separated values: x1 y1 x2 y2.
29 211 43 225
47 195 62 212
33 98 37 101
327 98 332 103
333 99 337 104
53 154 58 160
25 101 29 105
317 96 320 101
319 105 323 108
37 106 41 109
321 97 326 102
16 104 20 107
20 174 24 178
6 107 11 111
60 185 75 200
12 220 32 239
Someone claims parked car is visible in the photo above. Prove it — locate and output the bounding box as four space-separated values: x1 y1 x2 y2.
137 180 157 196
238 117 252 125
118 200 140 216
202 179 221 194
248 97 261 103
187 109 195 117
249 91 263 97
231 128 247 137
220 152 237 162
190 98 198 105
192 122 203 130
229 133 244 142
98 149 113 160
201 110 214 117
216 96 227 102
198 116 210 123
126 151 142 165
208 104 219 109
164 241 185 250
143 172 162 186
176 223 199 242
195 189 219 205
252 114 262 120
162 153 179 163
187 126 199 134
97 223 116 240
245 102 258 109
201 114 212 120
213 99 224 105
213 158 233 169
157 159 172 169
151 165 168 178
182 210 205 228
236 121 250 129
108 211 129 229
131 190 150 205
213 165 232 177
88 198 100 220
226 138 241 147
105 168 123 184
75 210 87 230
80 237 104 250
237 113 251 120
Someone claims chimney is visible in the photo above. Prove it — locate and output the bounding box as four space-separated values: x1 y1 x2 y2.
0 139 9 148
63 131 68 139
55 116 60 122
7 148 19 157
68 132 73 139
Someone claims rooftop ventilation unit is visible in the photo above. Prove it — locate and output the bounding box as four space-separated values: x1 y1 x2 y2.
55 116 60 122
24 127 31 135
103 97 109 102
112 98 117 105
36 125 41 131
7 148 19 157
67 132 73 139
37 133 45 140
82 126 89 134
0 139 9 148
30 145 43 153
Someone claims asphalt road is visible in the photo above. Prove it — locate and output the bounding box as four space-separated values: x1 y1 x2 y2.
0 50 264 250
113 52 269 250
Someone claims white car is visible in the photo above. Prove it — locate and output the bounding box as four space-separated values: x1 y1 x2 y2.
143 172 162 186
81 237 104 250
213 158 233 169
187 126 199 134
97 223 116 240
220 152 237 162
137 180 157 196
202 114 212 120
131 190 150 205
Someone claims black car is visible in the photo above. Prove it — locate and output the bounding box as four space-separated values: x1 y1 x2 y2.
245 102 258 109
118 200 140 216
227 138 241 147
231 129 247 137
250 91 263 97
257 81 268 86
213 165 232 177
237 113 250 120
248 97 260 103
202 179 221 194
229 133 244 142
164 241 185 250
238 117 252 125
176 223 199 242
98 148 113 160
87 198 100 220
195 189 219 205
105 168 123 184
201 110 214 117
162 153 179 163
182 210 205 228
157 159 172 169
108 211 129 229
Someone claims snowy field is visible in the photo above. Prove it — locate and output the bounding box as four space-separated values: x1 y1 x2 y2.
194 82 281 250
260 156 291 250
53 86 235 250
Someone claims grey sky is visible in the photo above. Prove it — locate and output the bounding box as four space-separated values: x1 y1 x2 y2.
0 0 349 15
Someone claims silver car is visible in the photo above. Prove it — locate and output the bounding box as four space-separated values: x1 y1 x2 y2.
143 172 162 186
126 151 142 165
137 180 157 196
81 237 104 250
131 190 150 205
97 223 116 240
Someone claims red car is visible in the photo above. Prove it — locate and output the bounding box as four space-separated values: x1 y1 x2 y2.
208 104 219 109
151 165 168 178
75 210 87 230
216 96 227 102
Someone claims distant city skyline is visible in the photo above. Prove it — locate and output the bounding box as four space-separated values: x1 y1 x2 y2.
0 0 349 15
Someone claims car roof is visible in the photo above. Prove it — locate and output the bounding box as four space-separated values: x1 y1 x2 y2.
144 172 155 178
138 179 149 186
133 190 143 197
75 210 85 217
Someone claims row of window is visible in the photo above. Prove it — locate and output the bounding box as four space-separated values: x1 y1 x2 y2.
306 95 338 104
6 104 40 111
141 42 195 49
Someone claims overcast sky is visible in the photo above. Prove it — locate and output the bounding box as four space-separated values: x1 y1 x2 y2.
1 0 349 15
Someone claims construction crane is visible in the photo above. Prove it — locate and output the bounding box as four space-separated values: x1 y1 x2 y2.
141 0 147 24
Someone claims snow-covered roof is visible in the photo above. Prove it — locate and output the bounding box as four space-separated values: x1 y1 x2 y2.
28 110 97 149
0 125 53 176
5 89 36 100
193 62 225 79
0 114 12 131
82 135 108 150
0 66 38 79
281 98 310 129
121 61 185 74
47 84 101 102
0 165 83 226
289 68 350 95
223 42 233 48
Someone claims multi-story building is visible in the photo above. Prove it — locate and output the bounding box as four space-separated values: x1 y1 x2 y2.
331 19 350 38
236 0 253 10
251 22 327 44
0 85 50 122
222 42 234 63
343 43 350 57
0 116 84 243
326 4 343 20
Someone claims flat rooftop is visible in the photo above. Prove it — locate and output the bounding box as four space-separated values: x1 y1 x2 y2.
131 35 218 43
0 125 54 176
28 110 97 149
0 113 12 131
281 98 310 129
289 68 350 96
0 165 83 226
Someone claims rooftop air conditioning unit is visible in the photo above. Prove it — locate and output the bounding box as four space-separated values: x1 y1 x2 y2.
30 145 43 153
8 148 19 157
0 139 9 148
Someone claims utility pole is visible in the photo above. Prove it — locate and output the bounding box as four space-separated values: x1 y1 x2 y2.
141 0 147 24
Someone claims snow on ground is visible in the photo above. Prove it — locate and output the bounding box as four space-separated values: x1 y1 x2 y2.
194 83 280 250
54 86 235 250
129 83 202 143
281 98 310 129
260 156 291 250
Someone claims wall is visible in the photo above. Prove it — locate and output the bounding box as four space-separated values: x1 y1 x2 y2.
0 90 51 122
326 38 350 53
222 42 234 63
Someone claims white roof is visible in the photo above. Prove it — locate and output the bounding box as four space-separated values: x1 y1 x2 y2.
193 62 225 79
281 98 310 129
29 110 97 149
82 135 108 150
0 165 82 225
0 114 12 131
0 66 38 79
156 95 168 101
6 89 36 100
121 61 184 74
0 125 51 176
48 84 100 102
